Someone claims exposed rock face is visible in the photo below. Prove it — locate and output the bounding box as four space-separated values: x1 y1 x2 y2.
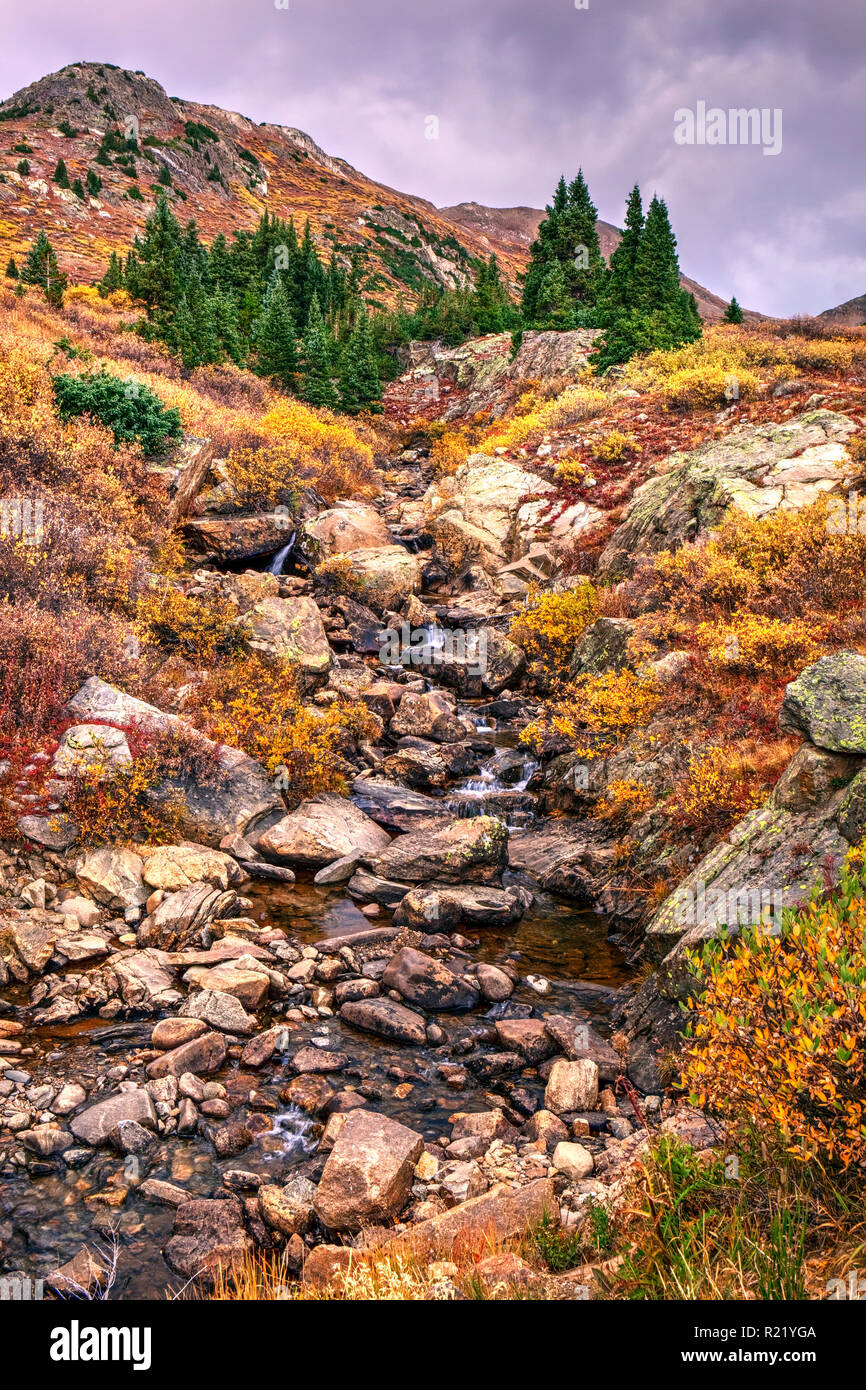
183 514 293 563
303 502 392 559
257 793 391 867
779 652 866 753
598 410 858 577
398 1178 556 1256
382 947 480 1012
52 724 132 778
66 679 283 846
244 595 332 689
571 618 635 678
336 545 421 612
370 815 509 886
313 1109 424 1231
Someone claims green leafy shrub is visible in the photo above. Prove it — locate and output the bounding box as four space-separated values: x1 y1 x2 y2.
52 369 182 453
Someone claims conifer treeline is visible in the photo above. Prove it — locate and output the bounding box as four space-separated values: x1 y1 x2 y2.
8 168 719 400
519 172 704 366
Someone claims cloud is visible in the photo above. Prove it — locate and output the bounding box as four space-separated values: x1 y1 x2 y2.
2 0 863 314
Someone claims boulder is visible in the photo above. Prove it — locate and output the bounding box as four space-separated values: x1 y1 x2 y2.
146 1030 227 1078
398 1178 556 1257
552 1141 594 1181
75 847 147 911
476 962 515 1002
544 1059 599 1115
182 989 257 1036
163 1196 253 1283
184 964 269 1012
336 545 420 612
69 1089 157 1146
393 883 527 931
494 1018 555 1064
244 595 332 689
258 1176 317 1236
66 678 283 847
370 815 508 886
382 948 479 1012
52 724 132 778
350 779 452 833
140 844 245 893
780 653 866 753
313 1109 425 1231
183 513 292 563
339 997 427 1046
389 689 470 743
303 502 392 559
257 793 391 868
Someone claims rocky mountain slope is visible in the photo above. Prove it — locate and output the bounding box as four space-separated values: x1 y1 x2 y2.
0 62 525 299
819 292 866 328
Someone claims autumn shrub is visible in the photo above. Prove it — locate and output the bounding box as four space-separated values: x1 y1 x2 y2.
484 385 608 451
194 655 379 805
0 601 130 741
694 613 826 680
591 429 636 463
223 443 301 512
672 744 765 836
508 582 598 671
659 363 761 411
591 777 654 825
682 864 866 1170
136 585 247 663
429 428 470 477
521 669 661 758
259 399 376 502
52 368 183 453
552 453 587 486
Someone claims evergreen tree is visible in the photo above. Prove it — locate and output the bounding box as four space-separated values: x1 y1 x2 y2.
251 273 299 387
5 256 18 279
52 157 69 188
71 177 85 200
20 230 67 307
98 251 124 297
339 307 381 413
534 262 576 330
594 192 701 369
472 254 512 334
301 293 337 408
564 170 606 304
131 194 182 321
724 295 744 324
604 184 644 314
157 164 172 187
85 168 102 197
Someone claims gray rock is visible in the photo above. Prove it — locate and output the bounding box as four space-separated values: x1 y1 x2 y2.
780 653 866 753
69 1090 157 1146
339 997 427 1046
313 1109 424 1231
382 947 479 1013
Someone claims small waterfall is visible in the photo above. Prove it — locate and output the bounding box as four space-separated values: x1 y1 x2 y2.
446 752 539 823
265 1102 316 1158
267 533 296 576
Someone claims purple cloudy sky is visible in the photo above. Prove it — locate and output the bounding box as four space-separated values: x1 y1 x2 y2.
2 0 864 315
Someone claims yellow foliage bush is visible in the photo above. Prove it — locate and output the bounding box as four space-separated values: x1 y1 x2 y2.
591 429 636 463
659 364 761 411
553 453 587 485
521 670 661 758
695 613 826 679
508 582 598 669
674 745 765 834
624 325 866 398
136 586 246 664
591 777 654 825
224 443 300 511
66 756 186 845
485 385 608 451
197 655 379 805
260 400 376 503
429 429 470 477
682 864 866 1169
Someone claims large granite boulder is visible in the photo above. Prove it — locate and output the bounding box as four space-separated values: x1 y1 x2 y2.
779 652 866 753
382 947 480 1012
257 793 391 868
244 595 332 689
313 1109 424 1231
370 815 508 886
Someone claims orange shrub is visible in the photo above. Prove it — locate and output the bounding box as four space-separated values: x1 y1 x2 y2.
259 399 376 502
682 864 866 1169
